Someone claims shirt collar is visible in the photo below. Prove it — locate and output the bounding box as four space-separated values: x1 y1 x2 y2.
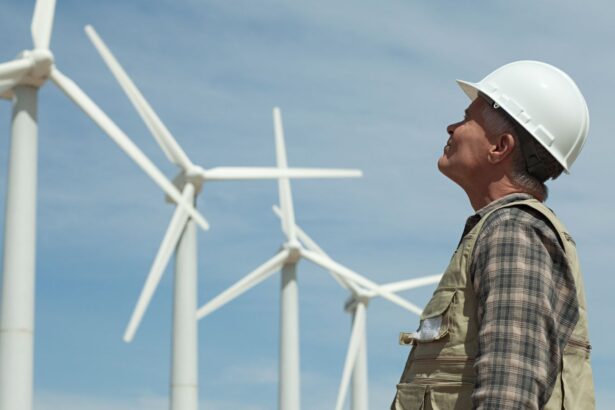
460 193 536 239
474 192 536 218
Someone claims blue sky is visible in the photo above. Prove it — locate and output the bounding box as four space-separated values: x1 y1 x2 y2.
1 0 613 408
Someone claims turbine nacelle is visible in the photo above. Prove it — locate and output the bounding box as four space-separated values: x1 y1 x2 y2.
344 294 370 313
282 243 302 262
0 49 54 99
166 170 205 203
21 49 54 84
187 165 206 179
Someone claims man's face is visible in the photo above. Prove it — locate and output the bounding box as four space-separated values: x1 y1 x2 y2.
438 97 494 189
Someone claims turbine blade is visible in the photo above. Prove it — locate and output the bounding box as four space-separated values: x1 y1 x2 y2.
273 107 297 243
201 167 362 181
300 249 424 316
0 58 34 93
275 205 327 255
335 302 367 410
123 185 194 342
196 249 290 319
272 205 289 237
273 205 353 291
376 274 443 294
49 67 209 230
31 0 56 49
273 108 289 169
84 25 193 170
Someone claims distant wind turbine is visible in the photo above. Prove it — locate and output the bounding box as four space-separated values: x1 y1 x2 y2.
197 108 416 410
335 277 442 410
272 206 442 410
85 25 362 410
0 2 208 409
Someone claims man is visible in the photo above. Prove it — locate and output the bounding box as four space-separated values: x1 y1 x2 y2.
391 61 595 409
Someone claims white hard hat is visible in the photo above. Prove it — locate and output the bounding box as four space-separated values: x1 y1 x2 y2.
456 60 589 172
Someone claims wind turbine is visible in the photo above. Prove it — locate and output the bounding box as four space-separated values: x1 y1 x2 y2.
84 25 362 410
196 108 421 410
271 209 444 410
0 2 210 409
271 206 443 410
335 277 442 410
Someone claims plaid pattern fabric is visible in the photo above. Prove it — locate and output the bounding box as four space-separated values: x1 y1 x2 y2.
465 193 579 409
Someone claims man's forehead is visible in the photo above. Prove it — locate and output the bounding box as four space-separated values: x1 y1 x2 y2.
465 97 488 116
464 97 499 133
470 97 488 110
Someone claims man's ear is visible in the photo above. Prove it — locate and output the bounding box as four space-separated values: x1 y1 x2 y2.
488 133 516 164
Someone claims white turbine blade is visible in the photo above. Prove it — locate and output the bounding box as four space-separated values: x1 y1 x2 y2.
201 167 362 181
292 217 325 254
335 302 366 410
31 0 56 49
290 217 355 291
272 205 290 238
273 205 325 254
84 25 193 170
273 205 353 292
273 108 289 169
50 67 209 230
273 107 297 243
123 186 193 342
0 58 34 93
300 249 423 316
196 249 290 319
376 274 443 294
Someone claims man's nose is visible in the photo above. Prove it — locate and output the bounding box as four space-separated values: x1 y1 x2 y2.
446 122 456 136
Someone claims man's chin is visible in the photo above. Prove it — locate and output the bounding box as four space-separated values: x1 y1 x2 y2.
437 156 449 175
437 159 462 186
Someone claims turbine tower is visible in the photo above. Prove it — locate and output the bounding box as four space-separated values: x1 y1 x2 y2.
336 277 442 410
197 108 418 410
271 206 443 410
84 26 362 410
0 2 210 409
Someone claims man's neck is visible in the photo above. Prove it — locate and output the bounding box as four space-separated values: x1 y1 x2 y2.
464 178 539 211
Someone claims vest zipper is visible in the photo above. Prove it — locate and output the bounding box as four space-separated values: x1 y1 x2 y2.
567 337 591 352
412 356 473 364
410 376 474 386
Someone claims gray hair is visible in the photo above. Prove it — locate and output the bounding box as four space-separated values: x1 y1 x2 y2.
480 103 564 200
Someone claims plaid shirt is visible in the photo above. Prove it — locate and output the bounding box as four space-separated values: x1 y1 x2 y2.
463 193 579 409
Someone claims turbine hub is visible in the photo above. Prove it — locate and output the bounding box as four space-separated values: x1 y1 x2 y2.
344 294 369 312
284 245 302 263
186 165 206 180
18 49 54 87
165 171 204 203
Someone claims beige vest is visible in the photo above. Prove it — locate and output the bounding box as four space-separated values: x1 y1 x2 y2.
392 199 595 410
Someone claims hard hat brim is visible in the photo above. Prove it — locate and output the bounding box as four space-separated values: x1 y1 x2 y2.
456 79 480 101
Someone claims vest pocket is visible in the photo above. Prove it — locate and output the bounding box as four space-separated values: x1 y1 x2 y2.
412 289 456 343
392 383 427 410
427 381 474 410
392 380 473 410
561 338 595 410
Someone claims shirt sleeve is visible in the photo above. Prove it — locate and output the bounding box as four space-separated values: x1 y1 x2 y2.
470 208 579 410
